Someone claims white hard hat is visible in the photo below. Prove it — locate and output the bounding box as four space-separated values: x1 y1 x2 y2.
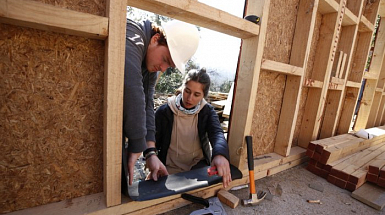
162 20 200 74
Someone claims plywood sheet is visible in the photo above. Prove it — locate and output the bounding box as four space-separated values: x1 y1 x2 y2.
0 24 104 213
352 182 385 210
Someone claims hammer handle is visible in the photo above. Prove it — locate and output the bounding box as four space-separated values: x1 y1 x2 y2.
245 136 256 194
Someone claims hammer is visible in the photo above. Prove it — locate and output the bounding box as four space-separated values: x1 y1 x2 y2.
242 136 267 206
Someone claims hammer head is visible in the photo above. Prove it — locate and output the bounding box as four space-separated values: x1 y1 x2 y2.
242 190 267 206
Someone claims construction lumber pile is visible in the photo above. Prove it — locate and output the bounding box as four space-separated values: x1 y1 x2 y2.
367 152 385 188
306 126 385 192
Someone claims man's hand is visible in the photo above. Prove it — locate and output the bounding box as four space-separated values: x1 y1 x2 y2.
127 152 142 185
212 155 232 188
146 155 169 181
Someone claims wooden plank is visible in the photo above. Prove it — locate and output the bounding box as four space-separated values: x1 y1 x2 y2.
335 51 344 78
322 24 359 137
298 3 345 148
339 53 348 79
103 0 127 207
352 182 385 210
367 92 382 128
330 142 385 180
363 71 381 80
126 0 259 39
0 0 108 40
318 0 339 14
342 7 359 26
346 81 362 88
222 82 234 119
359 15 375 33
211 100 227 109
375 95 385 126
355 18 385 130
217 190 240 209
303 78 324 88
268 156 309 176
348 32 373 83
227 0 270 170
331 77 345 85
260 59 303 76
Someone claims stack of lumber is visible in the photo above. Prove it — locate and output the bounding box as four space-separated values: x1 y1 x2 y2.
367 152 385 188
306 126 385 192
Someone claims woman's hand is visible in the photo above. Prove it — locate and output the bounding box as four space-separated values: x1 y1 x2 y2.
212 155 232 188
145 155 169 181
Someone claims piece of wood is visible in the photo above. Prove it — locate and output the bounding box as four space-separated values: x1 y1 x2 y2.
274 0 318 156
260 59 303 76
217 189 239 209
227 0 270 170
103 0 127 207
211 100 227 109
298 2 345 148
126 0 259 39
367 92 382 128
352 182 385 210
345 81 361 88
375 96 385 126
335 51 344 78
303 78 324 88
268 156 308 176
342 7 358 26
0 0 108 40
359 15 375 33
355 17 385 130
339 53 348 79
318 0 339 14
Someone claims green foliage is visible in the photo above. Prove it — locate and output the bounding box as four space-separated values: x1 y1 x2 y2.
156 68 184 94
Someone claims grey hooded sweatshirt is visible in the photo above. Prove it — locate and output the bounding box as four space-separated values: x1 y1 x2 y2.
123 19 158 153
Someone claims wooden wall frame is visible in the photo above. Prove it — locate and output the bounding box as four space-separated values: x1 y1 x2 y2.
3 0 385 214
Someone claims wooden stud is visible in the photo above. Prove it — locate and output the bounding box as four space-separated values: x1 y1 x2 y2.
227 0 270 170
367 92 383 128
342 7 359 26
274 0 319 156
126 0 259 39
318 0 339 14
339 53 348 79
103 0 127 207
335 51 344 78
298 0 345 148
260 59 304 77
0 0 108 40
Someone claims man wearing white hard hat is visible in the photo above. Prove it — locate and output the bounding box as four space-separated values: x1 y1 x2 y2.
122 18 199 194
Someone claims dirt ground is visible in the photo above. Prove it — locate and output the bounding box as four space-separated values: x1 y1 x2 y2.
160 163 384 215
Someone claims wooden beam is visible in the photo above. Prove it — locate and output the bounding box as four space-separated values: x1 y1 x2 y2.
375 95 385 126
342 7 359 26
355 18 385 130
319 91 343 138
335 51 344 78
0 0 108 40
228 0 270 170
274 0 319 156
260 59 303 76
126 0 259 39
364 71 381 80
348 32 373 82
318 0 339 14
299 1 346 148
346 81 362 88
339 53 348 79
359 15 375 33
303 78 324 88
367 92 382 128
103 0 126 207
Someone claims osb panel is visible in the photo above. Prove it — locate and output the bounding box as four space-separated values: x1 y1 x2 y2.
31 0 106 16
0 24 104 213
292 12 322 146
263 0 299 63
250 71 286 156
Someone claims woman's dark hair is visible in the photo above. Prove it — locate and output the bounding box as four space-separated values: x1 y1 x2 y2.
183 68 211 98
151 23 167 46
